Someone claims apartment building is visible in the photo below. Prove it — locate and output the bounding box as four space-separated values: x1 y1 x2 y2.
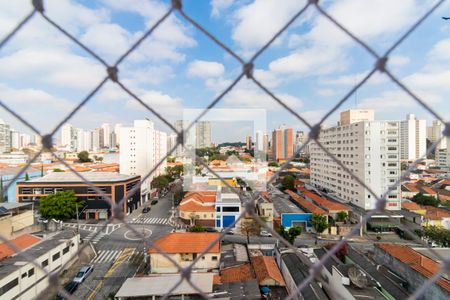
310 109 401 210
196 121 211 149
427 120 447 150
436 144 450 168
272 125 293 161
400 114 426 161
0 119 12 153
120 120 167 200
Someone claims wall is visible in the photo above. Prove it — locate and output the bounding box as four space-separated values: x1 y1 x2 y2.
373 246 449 300
281 213 312 232
11 210 34 232
150 253 220 273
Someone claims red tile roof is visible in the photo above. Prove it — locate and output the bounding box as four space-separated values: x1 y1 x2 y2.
179 201 215 212
251 256 285 286
423 206 450 220
285 190 326 215
183 191 217 203
220 263 255 283
401 202 423 211
148 233 220 254
0 234 41 261
377 244 450 292
303 191 351 212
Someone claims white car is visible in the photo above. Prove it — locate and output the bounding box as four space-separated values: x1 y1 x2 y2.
260 230 272 237
73 265 93 283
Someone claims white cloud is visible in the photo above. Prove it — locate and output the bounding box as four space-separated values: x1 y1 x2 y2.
389 55 410 67
321 71 388 86
427 39 450 62
125 89 183 120
187 60 225 78
358 90 441 112
211 0 234 17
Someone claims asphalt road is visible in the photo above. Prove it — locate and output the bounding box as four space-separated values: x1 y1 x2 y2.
71 192 174 300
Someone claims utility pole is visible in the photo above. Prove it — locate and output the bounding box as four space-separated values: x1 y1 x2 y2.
76 204 79 235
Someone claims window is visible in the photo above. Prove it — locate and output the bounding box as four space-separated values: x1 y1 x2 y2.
0 278 19 296
387 146 397 151
212 256 218 261
21 273 27 279
52 252 60 261
63 246 70 255
42 259 48 267
28 268 34 277
222 206 239 212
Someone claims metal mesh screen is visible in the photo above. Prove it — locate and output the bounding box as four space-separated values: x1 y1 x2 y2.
1 0 449 299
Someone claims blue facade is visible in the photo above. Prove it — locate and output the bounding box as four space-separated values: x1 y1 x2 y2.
1 171 42 202
281 213 313 232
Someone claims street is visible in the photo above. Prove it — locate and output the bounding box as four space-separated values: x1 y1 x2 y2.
70 192 174 300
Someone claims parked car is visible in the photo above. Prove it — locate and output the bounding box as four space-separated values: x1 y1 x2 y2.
151 200 158 205
56 281 79 300
221 228 235 235
142 207 151 213
73 265 93 283
260 230 272 237
205 228 218 232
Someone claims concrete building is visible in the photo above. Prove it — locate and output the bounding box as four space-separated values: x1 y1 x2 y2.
0 203 35 240
19 133 31 149
294 130 307 153
83 130 93 152
400 114 426 161
310 109 401 211
246 135 252 150
0 119 11 154
272 126 293 161
148 232 220 273
0 231 79 300
340 109 374 125
0 152 28 165
114 123 122 147
60 123 75 151
196 121 211 149
427 120 447 150
16 172 141 219
10 129 20 150
120 120 166 200
215 188 242 229
101 123 111 148
178 191 216 227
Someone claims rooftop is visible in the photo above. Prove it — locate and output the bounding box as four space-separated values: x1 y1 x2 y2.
18 172 140 184
401 201 423 211
0 234 41 261
285 190 326 215
251 256 285 286
0 202 33 211
213 279 261 299
271 191 304 214
148 232 220 254
220 263 254 283
376 244 450 292
115 273 214 298
302 190 351 212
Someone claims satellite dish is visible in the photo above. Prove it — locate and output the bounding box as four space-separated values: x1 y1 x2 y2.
348 266 368 288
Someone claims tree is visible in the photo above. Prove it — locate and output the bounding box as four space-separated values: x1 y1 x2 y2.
77 151 92 163
277 225 302 244
282 175 295 191
151 175 169 190
268 162 279 167
25 173 29 181
190 225 205 232
240 218 261 244
209 154 228 161
412 193 440 207
311 214 329 234
53 168 64 172
422 225 450 247
173 190 185 206
336 211 348 223
39 190 85 221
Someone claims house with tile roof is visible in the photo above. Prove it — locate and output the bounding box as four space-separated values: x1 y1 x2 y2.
251 256 285 287
178 191 217 227
148 232 221 273
401 182 438 199
374 244 450 300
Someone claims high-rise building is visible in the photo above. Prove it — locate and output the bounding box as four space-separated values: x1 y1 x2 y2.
0 119 11 153
61 123 75 150
340 109 374 125
75 128 85 152
294 130 307 153
101 123 111 148
83 131 93 152
195 121 211 149
10 129 20 150
167 133 178 155
19 133 31 149
263 133 269 154
245 135 252 150
310 109 401 211
120 120 167 201
400 114 426 161
114 123 123 147
92 128 104 151
271 125 293 161
427 120 447 150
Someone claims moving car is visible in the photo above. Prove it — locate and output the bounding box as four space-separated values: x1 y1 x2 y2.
142 207 151 213
260 230 272 237
73 265 93 283
56 281 79 300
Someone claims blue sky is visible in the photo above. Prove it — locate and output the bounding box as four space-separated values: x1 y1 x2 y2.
0 0 449 143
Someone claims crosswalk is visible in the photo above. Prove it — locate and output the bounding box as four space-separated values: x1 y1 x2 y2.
85 231 106 244
62 223 121 234
131 217 170 225
92 248 142 264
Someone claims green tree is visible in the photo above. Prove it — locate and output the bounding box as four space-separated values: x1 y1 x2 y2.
277 225 302 244
241 218 261 244
151 175 169 189
311 214 329 234
53 168 64 172
39 190 85 221
209 154 228 161
25 173 30 181
422 225 450 247
336 211 348 223
268 162 279 167
190 225 205 232
412 193 439 207
282 175 295 191
77 151 92 163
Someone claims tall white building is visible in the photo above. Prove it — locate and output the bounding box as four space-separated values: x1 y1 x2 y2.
195 121 211 149
61 124 75 150
0 119 11 153
10 129 20 150
167 133 178 155
92 128 103 151
255 130 265 152
19 133 31 149
400 114 426 161
310 109 401 211
427 120 447 150
114 123 123 147
101 123 111 148
120 120 167 201
294 130 307 153
83 131 93 152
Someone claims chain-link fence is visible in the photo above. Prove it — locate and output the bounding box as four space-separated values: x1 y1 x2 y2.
1 0 449 299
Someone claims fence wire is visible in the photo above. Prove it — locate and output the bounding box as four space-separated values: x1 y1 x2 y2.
0 0 449 299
